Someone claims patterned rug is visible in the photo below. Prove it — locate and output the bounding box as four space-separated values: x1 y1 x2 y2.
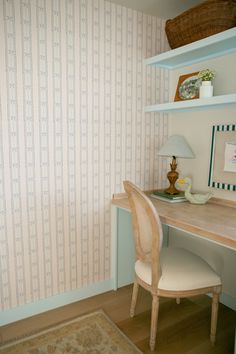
0 310 143 354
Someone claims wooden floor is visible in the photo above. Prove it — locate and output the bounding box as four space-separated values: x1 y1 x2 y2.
0 285 235 353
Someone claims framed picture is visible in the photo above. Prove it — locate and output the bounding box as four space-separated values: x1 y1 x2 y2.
208 124 236 191
174 72 200 102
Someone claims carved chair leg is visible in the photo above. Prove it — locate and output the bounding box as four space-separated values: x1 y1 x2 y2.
130 281 139 318
210 292 220 345
149 295 160 351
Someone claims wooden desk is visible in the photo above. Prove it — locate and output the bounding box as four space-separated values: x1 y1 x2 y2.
111 193 236 312
112 195 236 250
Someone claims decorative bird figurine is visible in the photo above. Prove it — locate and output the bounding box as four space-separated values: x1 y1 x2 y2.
178 177 212 204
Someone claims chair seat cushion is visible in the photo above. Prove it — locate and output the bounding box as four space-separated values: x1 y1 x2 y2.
135 247 221 291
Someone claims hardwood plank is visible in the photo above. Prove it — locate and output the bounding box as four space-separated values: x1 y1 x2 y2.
0 285 235 354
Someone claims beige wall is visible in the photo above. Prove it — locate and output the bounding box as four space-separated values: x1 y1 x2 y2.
169 53 236 200
168 52 236 302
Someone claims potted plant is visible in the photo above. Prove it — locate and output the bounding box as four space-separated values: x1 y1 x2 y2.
198 69 216 98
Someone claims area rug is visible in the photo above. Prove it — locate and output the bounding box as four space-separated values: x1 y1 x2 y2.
0 310 143 354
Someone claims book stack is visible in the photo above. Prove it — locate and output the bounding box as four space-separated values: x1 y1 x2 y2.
151 190 187 203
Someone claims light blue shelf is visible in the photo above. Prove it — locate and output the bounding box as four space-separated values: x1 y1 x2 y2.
145 27 236 69
145 93 236 113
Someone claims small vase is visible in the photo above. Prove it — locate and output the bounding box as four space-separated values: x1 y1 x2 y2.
199 81 213 98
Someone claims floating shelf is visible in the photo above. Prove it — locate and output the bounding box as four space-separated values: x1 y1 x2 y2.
145 94 236 113
145 28 236 69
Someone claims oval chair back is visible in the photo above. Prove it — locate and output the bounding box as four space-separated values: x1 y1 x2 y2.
123 180 163 289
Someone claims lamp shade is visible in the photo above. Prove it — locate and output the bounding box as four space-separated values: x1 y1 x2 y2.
158 135 195 159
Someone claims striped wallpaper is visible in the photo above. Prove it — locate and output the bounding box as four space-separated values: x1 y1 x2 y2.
0 0 169 311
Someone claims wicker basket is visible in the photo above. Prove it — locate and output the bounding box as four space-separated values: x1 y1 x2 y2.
165 0 236 49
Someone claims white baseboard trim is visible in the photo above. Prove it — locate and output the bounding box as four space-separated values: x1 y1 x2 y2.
0 279 114 326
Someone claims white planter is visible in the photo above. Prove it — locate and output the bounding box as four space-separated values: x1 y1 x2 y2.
199 81 213 98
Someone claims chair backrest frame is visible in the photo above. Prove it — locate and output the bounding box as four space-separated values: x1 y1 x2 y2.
123 181 163 288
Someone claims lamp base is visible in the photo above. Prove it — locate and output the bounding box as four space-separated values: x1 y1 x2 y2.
165 157 180 195
164 185 179 195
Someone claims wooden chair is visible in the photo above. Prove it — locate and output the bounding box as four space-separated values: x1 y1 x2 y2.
123 180 222 351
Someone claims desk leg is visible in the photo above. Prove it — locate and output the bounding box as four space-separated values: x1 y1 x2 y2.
162 224 169 247
111 205 118 290
111 206 135 289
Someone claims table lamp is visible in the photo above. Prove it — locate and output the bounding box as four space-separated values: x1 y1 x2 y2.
158 135 195 194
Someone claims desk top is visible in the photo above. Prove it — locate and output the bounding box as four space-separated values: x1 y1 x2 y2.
112 195 236 250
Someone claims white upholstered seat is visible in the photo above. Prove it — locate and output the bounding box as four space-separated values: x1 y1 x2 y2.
135 247 221 291
123 180 222 351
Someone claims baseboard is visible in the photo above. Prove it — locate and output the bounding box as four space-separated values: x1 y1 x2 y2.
220 292 236 311
207 291 236 311
1 281 235 327
0 279 114 326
